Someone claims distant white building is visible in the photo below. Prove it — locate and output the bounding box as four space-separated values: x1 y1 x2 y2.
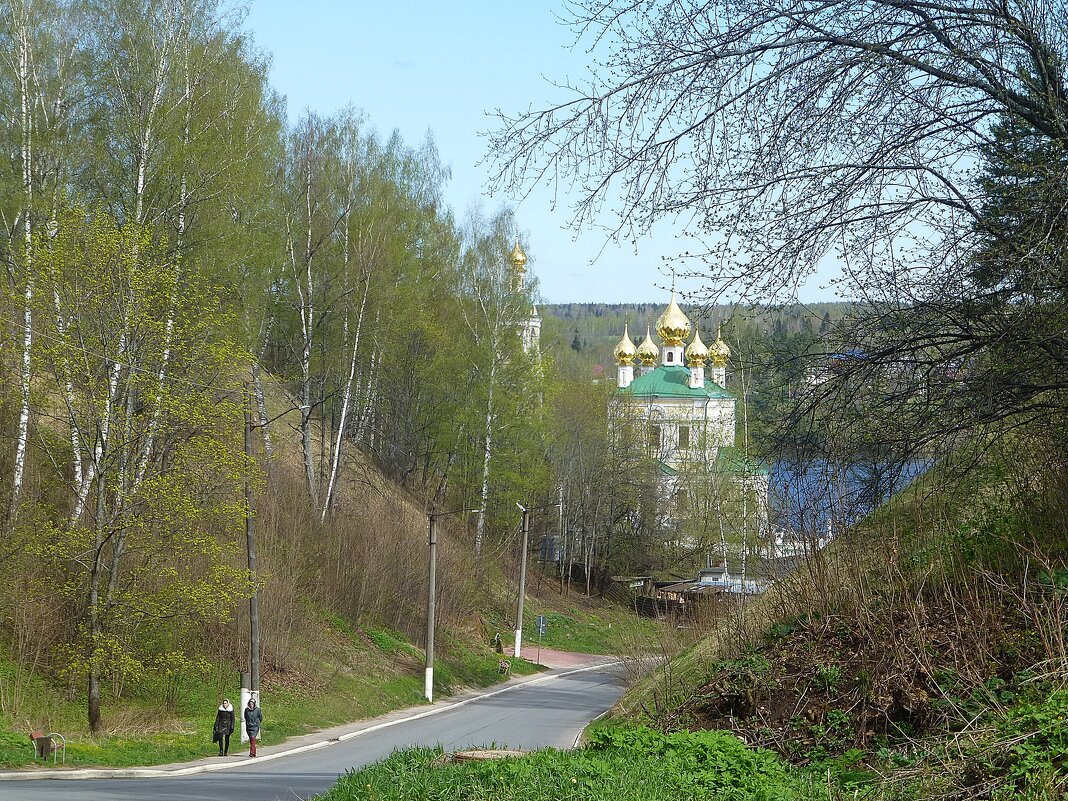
609 292 769 560
508 241 540 355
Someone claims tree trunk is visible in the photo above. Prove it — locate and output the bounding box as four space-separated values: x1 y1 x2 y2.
321 269 370 522
290 195 318 508
251 360 273 482
10 13 34 520
474 356 498 558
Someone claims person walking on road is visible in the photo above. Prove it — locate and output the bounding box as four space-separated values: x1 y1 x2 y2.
212 699 235 756
244 697 263 757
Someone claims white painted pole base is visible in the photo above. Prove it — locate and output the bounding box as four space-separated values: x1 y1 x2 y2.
424 667 434 703
239 686 251 743
514 629 522 659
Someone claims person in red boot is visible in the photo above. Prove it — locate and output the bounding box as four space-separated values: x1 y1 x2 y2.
244 697 263 757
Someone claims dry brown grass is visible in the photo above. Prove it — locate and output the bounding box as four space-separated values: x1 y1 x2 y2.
615 434 1068 746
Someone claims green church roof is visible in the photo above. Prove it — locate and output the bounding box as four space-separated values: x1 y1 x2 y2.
621 365 734 400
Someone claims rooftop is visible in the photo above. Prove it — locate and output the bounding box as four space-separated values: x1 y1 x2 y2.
621 365 734 400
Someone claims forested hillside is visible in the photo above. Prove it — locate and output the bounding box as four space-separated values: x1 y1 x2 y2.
0 0 667 746
0 0 734 753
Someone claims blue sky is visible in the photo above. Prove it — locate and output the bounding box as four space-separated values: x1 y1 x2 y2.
243 1 835 305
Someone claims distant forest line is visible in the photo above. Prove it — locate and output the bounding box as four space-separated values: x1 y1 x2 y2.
541 301 855 375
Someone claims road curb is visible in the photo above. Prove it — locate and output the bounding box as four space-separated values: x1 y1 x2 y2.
0 661 619 781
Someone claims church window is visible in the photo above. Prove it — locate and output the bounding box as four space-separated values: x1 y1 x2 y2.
678 425 690 450
666 351 674 363
649 424 662 451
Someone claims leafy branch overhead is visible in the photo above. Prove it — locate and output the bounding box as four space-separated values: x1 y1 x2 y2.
491 0 1068 302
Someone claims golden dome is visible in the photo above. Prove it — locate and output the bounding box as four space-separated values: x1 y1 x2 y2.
710 326 731 367
686 329 709 367
636 326 658 366
613 322 637 366
509 241 528 272
655 293 691 346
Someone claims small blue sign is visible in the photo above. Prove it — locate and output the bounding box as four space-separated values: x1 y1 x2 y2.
535 615 547 635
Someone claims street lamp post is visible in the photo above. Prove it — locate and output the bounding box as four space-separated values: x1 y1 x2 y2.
425 508 480 703
513 501 561 660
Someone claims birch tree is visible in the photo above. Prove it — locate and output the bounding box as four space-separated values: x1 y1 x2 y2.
36 208 248 733
0 0 83 520
454 211 540 556
279 113 342 509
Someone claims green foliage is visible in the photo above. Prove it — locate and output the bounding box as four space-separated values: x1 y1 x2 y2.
319 725 835 801
815 664 842 695
365 628 423 661
987 691 1068 796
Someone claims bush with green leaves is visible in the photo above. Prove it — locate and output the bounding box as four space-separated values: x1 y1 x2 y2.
318 725 833 801
988 691 1068 797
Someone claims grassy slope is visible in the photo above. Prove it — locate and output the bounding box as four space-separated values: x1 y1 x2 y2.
606 443 1068 799
0 615 544 768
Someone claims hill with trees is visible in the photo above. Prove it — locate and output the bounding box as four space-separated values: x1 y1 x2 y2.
0 0 671 757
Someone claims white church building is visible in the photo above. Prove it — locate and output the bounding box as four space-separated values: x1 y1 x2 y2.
612 293 736 472
610 293 768 565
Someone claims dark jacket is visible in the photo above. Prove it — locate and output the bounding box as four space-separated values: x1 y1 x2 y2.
244 704 263 737
212 705 235 743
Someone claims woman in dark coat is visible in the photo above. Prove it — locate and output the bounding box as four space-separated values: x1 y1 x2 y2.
213 699 235 756
244 697 263 757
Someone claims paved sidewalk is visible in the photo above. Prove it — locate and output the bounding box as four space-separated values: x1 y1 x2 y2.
0 654 618 782
510 646 615 670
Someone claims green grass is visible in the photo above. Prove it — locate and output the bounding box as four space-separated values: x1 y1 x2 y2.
0 625 538 769
315 725 835 801
511 605 661 656
434 638 541 691
364 627 424 661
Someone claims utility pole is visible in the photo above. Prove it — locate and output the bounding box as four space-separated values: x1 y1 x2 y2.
425 513 438 703
514 503 530 658
244 390 260 693
425 508 480 702
240 387 261 746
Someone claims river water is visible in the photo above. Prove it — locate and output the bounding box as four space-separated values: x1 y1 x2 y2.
768 458 931 536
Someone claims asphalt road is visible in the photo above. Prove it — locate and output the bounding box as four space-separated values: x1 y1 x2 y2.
3 665 625 801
